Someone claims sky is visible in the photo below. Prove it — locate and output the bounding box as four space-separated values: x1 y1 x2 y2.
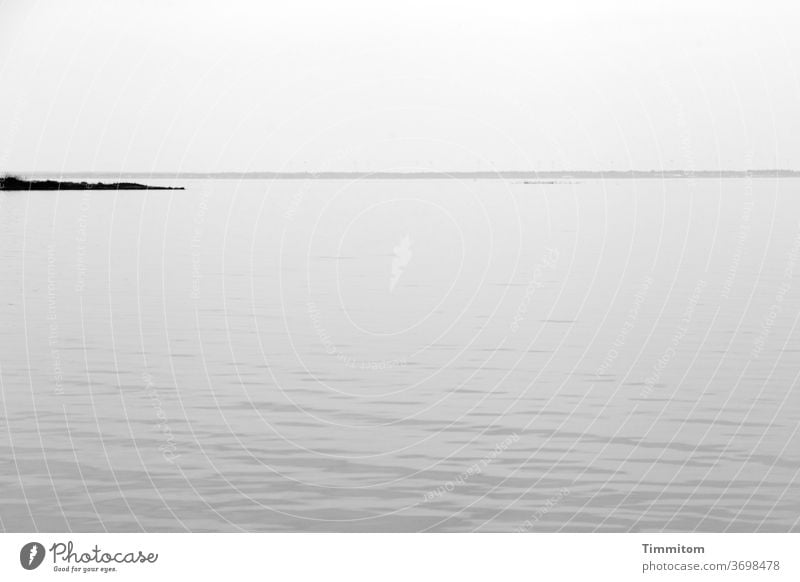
1 0 799 173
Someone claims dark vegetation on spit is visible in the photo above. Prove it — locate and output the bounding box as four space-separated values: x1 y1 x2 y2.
0 175 184 190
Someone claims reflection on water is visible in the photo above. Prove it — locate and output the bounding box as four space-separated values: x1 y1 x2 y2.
1 178 799 531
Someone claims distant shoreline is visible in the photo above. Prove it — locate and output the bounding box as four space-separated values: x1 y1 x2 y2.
8 170 800 181
0 176 184 191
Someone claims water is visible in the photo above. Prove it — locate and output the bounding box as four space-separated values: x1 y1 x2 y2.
1 177 799 532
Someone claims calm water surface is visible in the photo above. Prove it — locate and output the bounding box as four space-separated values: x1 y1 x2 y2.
1 178 799 531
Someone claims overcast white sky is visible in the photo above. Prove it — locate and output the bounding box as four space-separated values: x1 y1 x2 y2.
1 0 798 172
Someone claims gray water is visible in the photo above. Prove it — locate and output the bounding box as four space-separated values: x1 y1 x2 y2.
1 177 799 532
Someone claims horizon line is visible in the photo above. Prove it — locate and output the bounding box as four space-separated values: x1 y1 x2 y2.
5 169 800 180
